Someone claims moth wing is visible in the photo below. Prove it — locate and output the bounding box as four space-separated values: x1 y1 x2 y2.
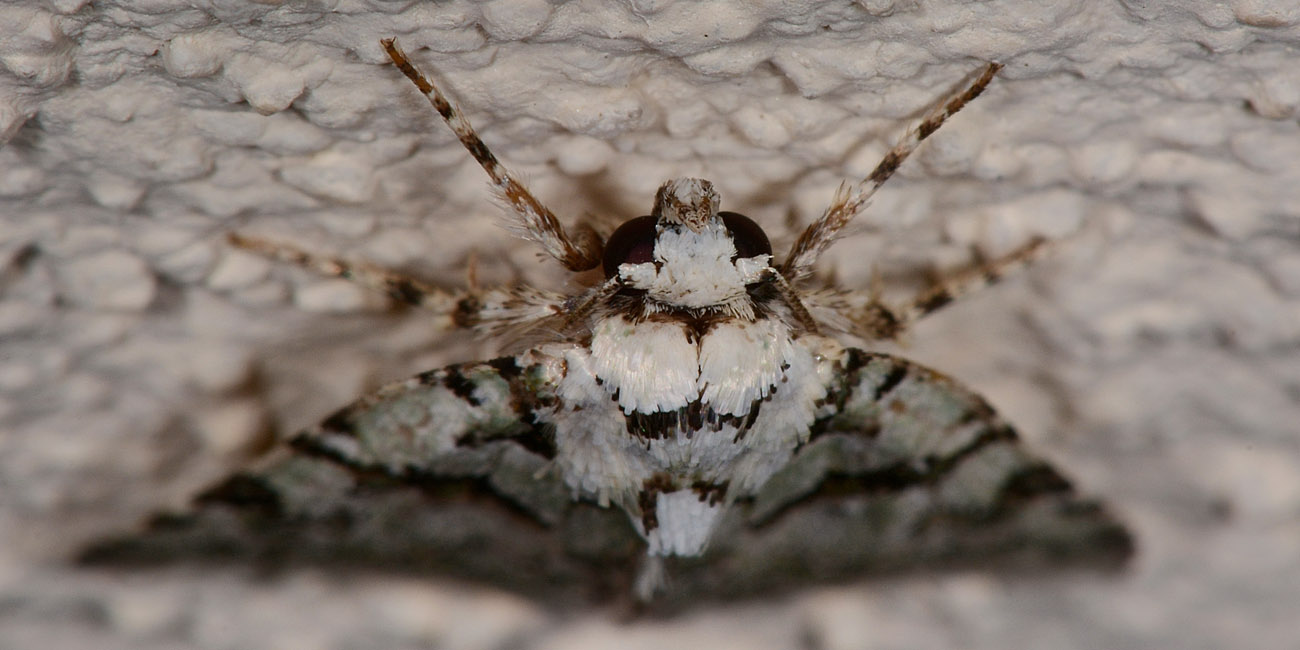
83 356 644 604
660 350 1133 604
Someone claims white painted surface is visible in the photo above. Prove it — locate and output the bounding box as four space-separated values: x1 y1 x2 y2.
2 0 1299 647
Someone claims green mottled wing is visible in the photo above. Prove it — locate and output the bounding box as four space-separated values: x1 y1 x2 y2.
654 349 1133 607
85 350 1132 611
83 357 645 604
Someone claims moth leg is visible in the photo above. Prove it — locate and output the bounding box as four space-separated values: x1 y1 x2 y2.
764 268 821 334
801 236 1047 341
380 38 602 273
228 232 568 333
228 232 457 310
895 236 1048 326
782 63 1003 279
799 286 906 341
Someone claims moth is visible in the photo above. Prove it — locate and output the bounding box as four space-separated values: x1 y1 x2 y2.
87 39 1132 611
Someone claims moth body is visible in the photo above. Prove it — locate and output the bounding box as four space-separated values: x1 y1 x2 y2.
548 315 827 556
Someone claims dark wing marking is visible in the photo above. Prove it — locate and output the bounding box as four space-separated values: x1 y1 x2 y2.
653 349 1133 608
82 357 645 605
84 350 1132 612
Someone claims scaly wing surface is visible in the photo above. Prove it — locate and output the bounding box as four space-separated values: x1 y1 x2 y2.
83 356 645 604
653 349 1133 608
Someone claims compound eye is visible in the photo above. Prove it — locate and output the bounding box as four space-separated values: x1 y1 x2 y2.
720 211 772 260
602 215 658 278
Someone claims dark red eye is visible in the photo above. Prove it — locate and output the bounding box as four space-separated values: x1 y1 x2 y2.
720 211 771 260
602 215 658 278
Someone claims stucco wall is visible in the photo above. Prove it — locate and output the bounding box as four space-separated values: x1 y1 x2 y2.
2 1 1299 647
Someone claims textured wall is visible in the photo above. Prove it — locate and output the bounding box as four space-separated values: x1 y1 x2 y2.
2 0 1299 648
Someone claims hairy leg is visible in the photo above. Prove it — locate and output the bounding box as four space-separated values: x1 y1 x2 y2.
803 237 1047 341
228 232 569 333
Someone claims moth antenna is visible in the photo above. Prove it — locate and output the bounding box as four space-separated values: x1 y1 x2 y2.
381 38 603 272
782 62 1003 279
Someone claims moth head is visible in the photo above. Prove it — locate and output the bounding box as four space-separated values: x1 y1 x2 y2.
652 177 719 232
601 178 773 311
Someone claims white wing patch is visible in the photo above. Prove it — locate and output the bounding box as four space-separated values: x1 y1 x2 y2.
587 316 806 421
551 345 651 506
720 340 824 495
699 319 795 416
589 317 699 414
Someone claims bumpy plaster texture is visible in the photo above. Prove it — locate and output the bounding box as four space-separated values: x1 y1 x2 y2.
2 0 1299 647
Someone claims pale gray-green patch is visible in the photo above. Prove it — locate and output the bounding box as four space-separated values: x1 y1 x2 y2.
85 352 1131 613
